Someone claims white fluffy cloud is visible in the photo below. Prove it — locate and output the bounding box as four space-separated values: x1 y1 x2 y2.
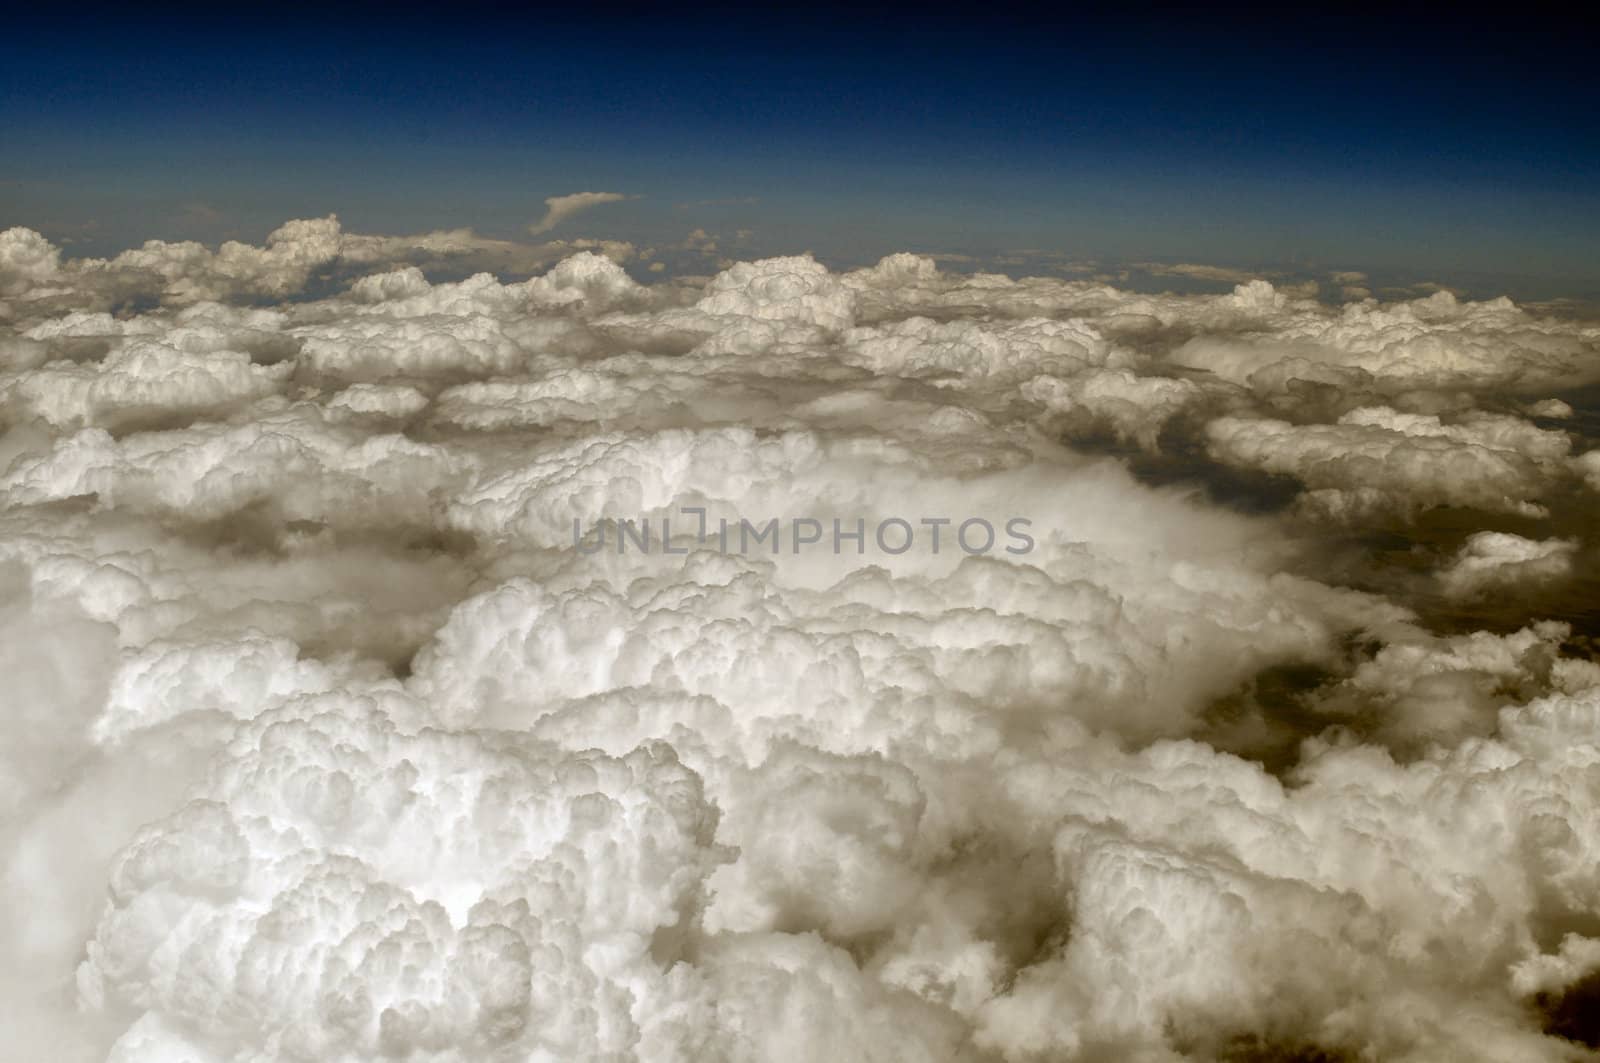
0 219 640 317
1205 406 1578 519
1439 532 1578 599
0 226 64 295
2 224 1599 1061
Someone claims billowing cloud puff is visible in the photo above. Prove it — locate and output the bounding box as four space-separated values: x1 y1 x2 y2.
1205 406 1576 519
0 407 472 526
695 255 857 333
1439 532 1578 599
1 226 64 295
80 702 726 1060
842 315 1119 383
1021 368 1204 449
1577 449 1600 493
2 228 1600 1061
0 219 640 319
1176 288 1600 391
3 339 291 431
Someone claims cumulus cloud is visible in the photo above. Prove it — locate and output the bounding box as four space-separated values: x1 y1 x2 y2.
0 219 639 318
1205 406 1576 520
2 223 1599 1060
1439 532 1578 599
1578 449 1600 493
0 226 64 295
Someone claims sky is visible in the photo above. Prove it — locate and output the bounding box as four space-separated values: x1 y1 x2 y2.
3 9 1598 297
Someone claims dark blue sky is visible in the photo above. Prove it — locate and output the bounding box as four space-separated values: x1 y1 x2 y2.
4 8 1597 295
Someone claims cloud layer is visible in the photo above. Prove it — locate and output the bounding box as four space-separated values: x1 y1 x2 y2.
2 221 1599 1061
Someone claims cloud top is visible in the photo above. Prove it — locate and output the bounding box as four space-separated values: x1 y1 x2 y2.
0 221 1598 1061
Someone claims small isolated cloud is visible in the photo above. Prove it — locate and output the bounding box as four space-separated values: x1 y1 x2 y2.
1439 532 1578 598
1525 398 1574 419
1577 449 1600 493
679 228 718 253
528 191 634 234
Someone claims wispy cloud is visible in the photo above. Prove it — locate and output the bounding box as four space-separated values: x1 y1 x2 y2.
528 191 635 234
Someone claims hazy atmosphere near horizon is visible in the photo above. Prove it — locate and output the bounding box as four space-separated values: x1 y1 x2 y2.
5 8 1600 1062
